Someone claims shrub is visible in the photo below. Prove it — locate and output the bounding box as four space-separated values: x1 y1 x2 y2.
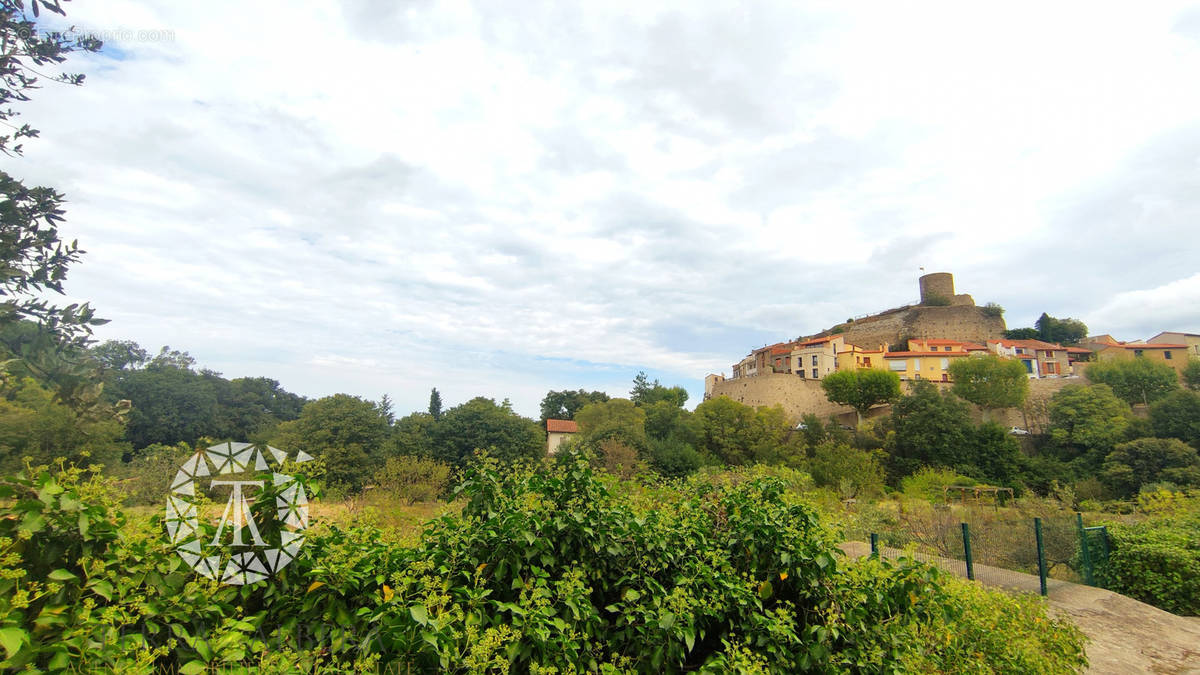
0 455 1088 672
1095 518 1200 615
810 442 885 498
980 302 1005 317
373 454 453 504
900 467 976 503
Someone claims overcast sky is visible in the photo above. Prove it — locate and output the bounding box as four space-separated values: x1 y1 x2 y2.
7 1 1200 417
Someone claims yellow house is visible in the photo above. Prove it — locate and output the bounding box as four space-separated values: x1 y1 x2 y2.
836 344 886 372
882 348 973 382
1148 332 1200 359
1093 342 1191 377
789 335 847 380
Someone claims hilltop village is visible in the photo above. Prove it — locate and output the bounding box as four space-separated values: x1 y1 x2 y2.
705 273 1199 427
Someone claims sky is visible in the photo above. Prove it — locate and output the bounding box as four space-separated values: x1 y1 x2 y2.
6 1 1200 418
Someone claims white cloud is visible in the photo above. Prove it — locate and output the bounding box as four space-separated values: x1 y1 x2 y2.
3 0 1199 416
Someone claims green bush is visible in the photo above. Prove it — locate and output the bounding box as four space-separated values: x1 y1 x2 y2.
900 467 976 503
0 454 1087 672
373 454 453 505
810 442 885 498
1095 510 1200 615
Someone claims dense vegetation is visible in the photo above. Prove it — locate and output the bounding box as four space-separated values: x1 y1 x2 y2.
0 455 1088 673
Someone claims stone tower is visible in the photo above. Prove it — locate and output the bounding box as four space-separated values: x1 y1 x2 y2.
919 272 955 304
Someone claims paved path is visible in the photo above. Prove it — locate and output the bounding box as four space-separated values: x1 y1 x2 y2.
841 542 1200 674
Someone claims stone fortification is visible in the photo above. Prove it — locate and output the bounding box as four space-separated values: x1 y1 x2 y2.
708 373 1085 429
834 304 1006 351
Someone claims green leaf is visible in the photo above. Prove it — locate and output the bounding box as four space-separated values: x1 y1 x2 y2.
409 605 428 625
20 512 46 533
78 512 89 538
180 660 207 675
48 568 78 581
759 580 774 600
659 611 676 630
88 579 113 601
0 627 27 659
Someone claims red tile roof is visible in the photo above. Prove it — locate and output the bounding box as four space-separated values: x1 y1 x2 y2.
918 339 966 345
1109 343 1188 350
884 351 973 358
961 342 988 351
546 419 578 433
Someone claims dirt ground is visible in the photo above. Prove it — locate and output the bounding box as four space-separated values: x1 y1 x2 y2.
840 542 1200 674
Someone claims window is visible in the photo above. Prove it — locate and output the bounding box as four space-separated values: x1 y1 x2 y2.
912 358 921 370
889 360 906 371
1165 351 1173 360
1134 349 1143 357
863 357 871 367
941 358 949 369
914 373 921 379
811 368 818 378
945 346 952 352
811 355 818 366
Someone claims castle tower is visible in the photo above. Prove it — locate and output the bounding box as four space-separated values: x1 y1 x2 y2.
919 272 955 304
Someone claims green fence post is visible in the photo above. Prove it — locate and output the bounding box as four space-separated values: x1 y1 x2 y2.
961 522 974 581
1034 517 1048 596
1077 512 1094 586
870 533 879 557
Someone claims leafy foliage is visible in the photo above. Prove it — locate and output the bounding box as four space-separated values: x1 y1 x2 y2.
949 354 1029 416
689 397 801 466
809 442 885 498
1086 357 1179 406
1046 384 1131 471
0 376 127 473
819 370 901 424
1184 358 1200 392
429 396 544 467
373 454 452 505
1150 389 1200 449
1095 497 1200 615
272 394 391 491
0 2 105 352
538 389 610 423
1034 313 1088 345
1101 438 1200 497
0 456 1088 672
630 371 688 408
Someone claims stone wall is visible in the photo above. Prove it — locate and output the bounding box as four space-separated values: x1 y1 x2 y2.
708 370 1087 430
836 305 1006 350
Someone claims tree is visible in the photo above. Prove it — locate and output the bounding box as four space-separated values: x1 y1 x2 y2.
820 369 901 425
885 381 973 480
1101 438 1200 497
110 361 221 449
539 389 610 422
949 354 1029 421
689 396 799 466
1034 313 1088 345
1085 358 1178 406
964 422 1023 486
378 393 394 424
0 375 127 472
271 394 392 492
1149 390 1200 449
432 396 544 466
1183 358 1200 391
643 399 692 442
1046 384 1131 470
1 3 104 350
390 411 437 458
1003 328 1041 340
574 398 646 450
809 442 885 498
90 340 149 372
630 371 688 408
428 388 443 420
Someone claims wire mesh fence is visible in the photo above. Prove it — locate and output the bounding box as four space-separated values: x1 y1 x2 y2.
845 500 1109 596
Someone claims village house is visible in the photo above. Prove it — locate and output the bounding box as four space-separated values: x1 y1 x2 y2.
1148 331 1200 358
789 335 847 380
1092 341 1191 376
987 339 1071 378
546 419 577 455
